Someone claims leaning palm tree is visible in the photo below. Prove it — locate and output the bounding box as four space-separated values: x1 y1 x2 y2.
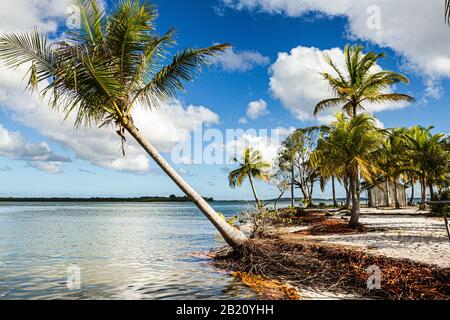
0 0 247 247
314 45 414 118
229 147 271 208
313 113 385 226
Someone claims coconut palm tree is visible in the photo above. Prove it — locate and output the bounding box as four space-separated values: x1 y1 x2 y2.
313 113 384 226
314 45 414 118
229 147 271 208
404 126 447 208
0 0 247 247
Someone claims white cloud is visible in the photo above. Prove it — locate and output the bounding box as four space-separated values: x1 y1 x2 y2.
238 117 248 124
269 46 411 122
0 124 70 173
0 0 68 33
0 0 221 174
28 161 62 174
213 47 270 72
0 64 220 174
246 99 270 120
222 0 450 85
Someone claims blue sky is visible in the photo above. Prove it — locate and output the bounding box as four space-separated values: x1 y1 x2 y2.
0 0 449 200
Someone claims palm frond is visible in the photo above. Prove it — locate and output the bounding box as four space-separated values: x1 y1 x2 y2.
68 0 106 45
0 28 56 83
133 44 230 108
365 93 415 104
314 98 345 116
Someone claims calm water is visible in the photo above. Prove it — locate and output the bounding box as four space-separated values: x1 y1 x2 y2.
0 201 260 300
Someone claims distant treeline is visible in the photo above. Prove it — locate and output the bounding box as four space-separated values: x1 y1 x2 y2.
0 195 214 203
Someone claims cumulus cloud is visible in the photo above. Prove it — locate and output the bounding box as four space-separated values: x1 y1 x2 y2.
0 124 70 173
269 46 411 122
0 0 68 32
0 63 220 174
246 99 270 119
213 47 270 72
222 0 450 86
0 0 220 175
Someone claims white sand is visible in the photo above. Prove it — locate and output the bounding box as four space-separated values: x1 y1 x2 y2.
308 209 450 268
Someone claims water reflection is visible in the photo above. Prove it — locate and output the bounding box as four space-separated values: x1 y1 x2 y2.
0 202 257 300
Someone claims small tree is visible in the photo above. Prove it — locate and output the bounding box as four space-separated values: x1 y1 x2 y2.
228 147 271 208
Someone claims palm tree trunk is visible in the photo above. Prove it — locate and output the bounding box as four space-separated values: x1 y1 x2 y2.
247 173 261 208
419 177 426 210
124 121 247 247
349 172 360 227
309 179 314 207
385 180 390 207
393 180 400 209
344 176 350 209
409 182 414 206
429 184 434 200
332 176 338 207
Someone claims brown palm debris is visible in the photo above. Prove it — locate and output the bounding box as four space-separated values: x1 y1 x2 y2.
212 239 449 300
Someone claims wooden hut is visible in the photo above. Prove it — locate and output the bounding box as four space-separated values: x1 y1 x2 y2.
368 181 407 208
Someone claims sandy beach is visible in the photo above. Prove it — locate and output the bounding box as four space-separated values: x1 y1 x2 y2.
277 208 449 268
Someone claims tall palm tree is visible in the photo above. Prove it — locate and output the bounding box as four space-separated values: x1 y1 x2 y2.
229 147 271 208
312 113 384 226
0 0 247 247
314 45 414 118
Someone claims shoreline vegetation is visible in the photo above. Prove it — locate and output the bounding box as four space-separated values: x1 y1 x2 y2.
0 197 372 203
210 207 450 300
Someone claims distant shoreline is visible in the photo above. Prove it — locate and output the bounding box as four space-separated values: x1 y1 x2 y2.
0 196 375 203
0 197 423 203
0 196 214 203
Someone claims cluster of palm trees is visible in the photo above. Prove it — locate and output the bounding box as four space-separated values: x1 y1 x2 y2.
228 45 449 227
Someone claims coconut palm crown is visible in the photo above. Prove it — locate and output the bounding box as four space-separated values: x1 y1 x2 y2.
314 45 414 117
229 147 271 207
